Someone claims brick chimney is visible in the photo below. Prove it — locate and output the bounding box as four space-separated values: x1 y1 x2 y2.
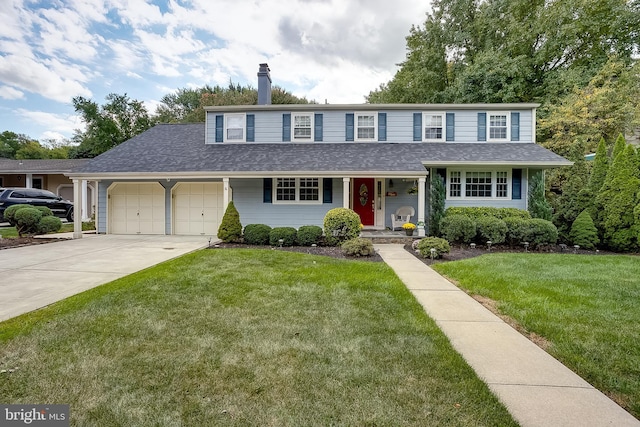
257 63 272 105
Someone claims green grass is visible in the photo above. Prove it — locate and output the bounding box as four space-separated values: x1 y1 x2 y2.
0 221 94 238
0 227 18 238
434 253 640 419
0 249 516 427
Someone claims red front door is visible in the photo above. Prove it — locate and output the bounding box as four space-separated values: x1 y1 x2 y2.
352 178 375 226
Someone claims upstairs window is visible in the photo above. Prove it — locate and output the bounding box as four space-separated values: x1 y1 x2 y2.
225 113 245 142
275 178 321 204
293 113 313 141
423 113 444 141
355 113 376 141
488 113 509 141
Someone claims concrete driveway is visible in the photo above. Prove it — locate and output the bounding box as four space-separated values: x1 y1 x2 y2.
0 234 212 321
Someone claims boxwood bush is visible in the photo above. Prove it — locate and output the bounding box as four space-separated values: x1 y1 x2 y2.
417 237 450 259
526 218 558 247
6 204 61 236
297 225 324 246
504 217 529 247
341 238 374 257
445 207 530 220
323 208 361 246
569 210 599 250
37 215 63 234
439 214 476 244
243 224 272 245
269 227 297 246
475 216 507 244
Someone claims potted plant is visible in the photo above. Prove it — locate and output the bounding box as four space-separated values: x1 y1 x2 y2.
402 222 416 236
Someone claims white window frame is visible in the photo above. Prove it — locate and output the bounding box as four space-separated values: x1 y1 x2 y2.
355 112 377 141
446 170 511 200
224 113 246 142
423 112 445 142
487 112 510 142
273 177 323 204
292 113 314 142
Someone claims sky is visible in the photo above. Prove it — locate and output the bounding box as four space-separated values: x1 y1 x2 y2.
0 0 431 144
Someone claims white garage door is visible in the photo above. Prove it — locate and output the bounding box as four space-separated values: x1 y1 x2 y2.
109 183 165 234
173 183 223 235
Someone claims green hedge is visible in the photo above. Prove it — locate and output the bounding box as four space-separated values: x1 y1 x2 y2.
341 238 374 257
475 216 507 244
243 224 272 245
445 207 531 220
297 225 324 246
417 237 450 259
269 227 297 246
440 214 476 244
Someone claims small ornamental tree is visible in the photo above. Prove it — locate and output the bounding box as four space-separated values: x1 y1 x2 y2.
5 204 62 236
217 201 242 242
528 172 552 221
429 175 446 236
569 210 599 250
323 208 361 246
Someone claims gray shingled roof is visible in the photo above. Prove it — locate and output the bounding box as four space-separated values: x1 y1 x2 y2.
71 123 570 176
0 158 90 173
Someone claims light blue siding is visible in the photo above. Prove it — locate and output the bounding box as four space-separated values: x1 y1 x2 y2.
386 111 414 141
322 113 346 142
383 179 423 229
445 198 527 210
205 112 216 144
97 180 111 233
254 112 285 142
230 178 343 227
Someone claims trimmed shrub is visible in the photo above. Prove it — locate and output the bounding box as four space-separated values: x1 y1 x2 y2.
569 210 599 250
323 208 361 246
445 207 530 220
475 216 507 244
37 215 62 234
417 237 450 259
3 204 32 226
269 227 297 246
243 224 271 245
217 201 242 242
297 225 323 246
504 217 529 247
341 238 374 257
440 214 476 244
526 218 558 247
13 206 43 236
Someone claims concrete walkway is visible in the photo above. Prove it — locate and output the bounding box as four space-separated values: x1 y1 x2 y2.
0 234 211 322
375 244 639 427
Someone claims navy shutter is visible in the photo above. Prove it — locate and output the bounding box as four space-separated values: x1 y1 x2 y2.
263 178 272 203
511 112 520 141
345 113 354 141
512 169 522 199
215 115 223 142
477 112 486 141
246 114 255 142
378 113 387 141
436 168 447 186
446 112 455 141
282 114 291 142
413 113 422 141
323 178 333 203
314 113 323 141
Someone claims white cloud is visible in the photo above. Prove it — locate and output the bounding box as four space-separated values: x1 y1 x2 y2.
40 131 69 144
16 109 84 135
0 85 24 100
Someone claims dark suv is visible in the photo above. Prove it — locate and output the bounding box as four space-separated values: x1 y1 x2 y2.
0 187 74 222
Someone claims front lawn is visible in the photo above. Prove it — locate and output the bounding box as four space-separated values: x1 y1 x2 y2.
433 253 640 419
0 249 516 426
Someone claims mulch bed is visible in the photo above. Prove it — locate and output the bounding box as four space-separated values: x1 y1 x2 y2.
210 242 385 262
0 237 66 250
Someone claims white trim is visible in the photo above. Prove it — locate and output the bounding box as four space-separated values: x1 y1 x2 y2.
291 112 314 142
487 112 510 142
422 112 445 142
354 112 377 141
446 169 512 200
224 113 246 142
272 177 323 204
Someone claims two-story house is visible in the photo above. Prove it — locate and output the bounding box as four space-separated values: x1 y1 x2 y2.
68 64 570 237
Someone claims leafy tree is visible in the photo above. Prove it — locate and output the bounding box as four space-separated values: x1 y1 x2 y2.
596 144 640 251
0 132 40 159
569 209 599 250
528 172 553 221
70 93 153 158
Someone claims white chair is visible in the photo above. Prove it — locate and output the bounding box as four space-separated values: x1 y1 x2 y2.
390 206 415 230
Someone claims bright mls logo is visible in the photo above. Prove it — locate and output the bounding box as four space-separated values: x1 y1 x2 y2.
1 405 69 426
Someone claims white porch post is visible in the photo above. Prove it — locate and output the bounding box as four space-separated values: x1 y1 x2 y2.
81 180 89 221
342 178 350 208
418 177 426 236
72 179 83 239
223 178 230 209
25 174 33 188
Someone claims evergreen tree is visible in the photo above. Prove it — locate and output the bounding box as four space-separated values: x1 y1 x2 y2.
611 133 627 160
551 159 591 241
596 144 640 251
429 175 446 236
569 209 599 250
217 201 242 243
528 172 553 221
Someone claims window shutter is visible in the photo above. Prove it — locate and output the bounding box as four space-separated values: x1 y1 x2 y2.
477 113 486 141
378 113 387 141
511 112 520 141
413 113 422 141
323 178 333 203
446 113 455 141
215 115 223 142
512 169 522 199
436 168 447 185
345 113 354 141
282 114 291 142
314 113 323 141
263 178 272 203
246 114 255 142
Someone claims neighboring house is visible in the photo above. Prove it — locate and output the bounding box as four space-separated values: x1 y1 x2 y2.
68 64 571 237
0 158 95 220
